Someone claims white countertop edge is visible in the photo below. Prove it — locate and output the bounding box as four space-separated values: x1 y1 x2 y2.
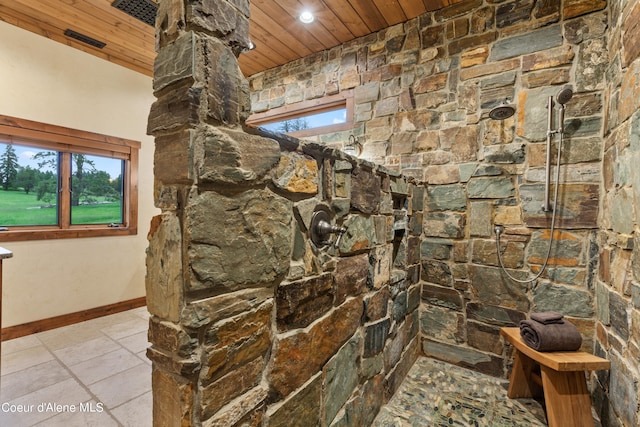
0 246 13 259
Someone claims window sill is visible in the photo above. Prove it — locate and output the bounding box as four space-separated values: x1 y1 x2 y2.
0 226 137 242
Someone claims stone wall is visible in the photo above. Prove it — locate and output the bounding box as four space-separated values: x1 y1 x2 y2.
594 1 640 426
146 1 420 425
250 0 606 378
147 0 640 425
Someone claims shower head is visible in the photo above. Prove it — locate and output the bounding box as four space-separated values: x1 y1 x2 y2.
556 85 573 105
489 102 516 120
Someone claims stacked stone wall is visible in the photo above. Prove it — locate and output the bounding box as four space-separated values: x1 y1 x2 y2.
147 0 640 425
250 0 607 379
146 1 420 425
594 1 640 426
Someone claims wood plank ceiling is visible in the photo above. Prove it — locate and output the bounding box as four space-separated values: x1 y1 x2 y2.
0 0 463 78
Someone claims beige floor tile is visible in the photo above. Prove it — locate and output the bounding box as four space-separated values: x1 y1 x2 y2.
0 359 71 402
137 350 151 364
89 363 152 409
100 318 148 341
53 336 120 366
130 306 150 320
1 334 42 356
84 311 141 330
0 377 91 427
33 400 119 426
111 391 152 427
1 345 54 376
0 403 49 427
118 330 149 354
1 307 153 426
68 348 144 385
36 323 104 351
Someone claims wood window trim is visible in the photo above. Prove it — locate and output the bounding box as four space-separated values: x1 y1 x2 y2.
245 90 354 138
0 115 139 242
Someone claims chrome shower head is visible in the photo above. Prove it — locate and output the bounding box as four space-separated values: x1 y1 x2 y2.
489 102 516 120
556 85 573 105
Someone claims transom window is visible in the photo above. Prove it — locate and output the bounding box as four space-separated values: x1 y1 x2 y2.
0 115 139 241
246 90 354 138
258 107 348 134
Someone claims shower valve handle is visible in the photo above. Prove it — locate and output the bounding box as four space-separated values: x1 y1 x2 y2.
310 210 346 248
315 219 346 248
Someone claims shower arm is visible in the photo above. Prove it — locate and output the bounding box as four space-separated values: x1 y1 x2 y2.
543 96 555 212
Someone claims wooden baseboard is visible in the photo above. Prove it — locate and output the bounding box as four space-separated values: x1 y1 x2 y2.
1 296 146 341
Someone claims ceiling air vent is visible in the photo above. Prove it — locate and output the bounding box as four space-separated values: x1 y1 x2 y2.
112 0 157 27
64 29 106 49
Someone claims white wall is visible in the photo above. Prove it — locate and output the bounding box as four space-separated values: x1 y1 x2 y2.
0 21 158 327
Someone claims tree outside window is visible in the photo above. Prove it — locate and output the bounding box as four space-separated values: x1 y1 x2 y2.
0 143 19 191
0 114 139 241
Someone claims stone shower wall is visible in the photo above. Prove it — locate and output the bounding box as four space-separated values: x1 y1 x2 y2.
249 0 608 392
594 1 640 426
145 1 420 425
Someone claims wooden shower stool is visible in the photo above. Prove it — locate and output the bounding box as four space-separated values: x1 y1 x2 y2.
500 327 610 427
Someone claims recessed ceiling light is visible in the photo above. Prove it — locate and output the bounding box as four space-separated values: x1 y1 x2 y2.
299 11 314 24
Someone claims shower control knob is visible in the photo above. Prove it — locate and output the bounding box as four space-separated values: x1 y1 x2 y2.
310 210 346 248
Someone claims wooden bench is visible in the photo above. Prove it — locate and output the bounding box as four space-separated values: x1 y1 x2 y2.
500 327 610 427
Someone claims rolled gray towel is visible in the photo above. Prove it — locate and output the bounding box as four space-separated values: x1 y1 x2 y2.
519 318 582 352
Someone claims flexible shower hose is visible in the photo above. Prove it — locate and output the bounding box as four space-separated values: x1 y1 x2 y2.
494 129 564 284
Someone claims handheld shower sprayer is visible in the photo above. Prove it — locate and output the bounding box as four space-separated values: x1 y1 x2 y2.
495 85 574 284
555 86 573 136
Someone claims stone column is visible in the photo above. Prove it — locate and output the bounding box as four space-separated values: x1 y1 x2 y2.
146 1 291 425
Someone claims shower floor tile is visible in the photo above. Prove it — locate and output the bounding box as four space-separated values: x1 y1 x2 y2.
373 358 548 427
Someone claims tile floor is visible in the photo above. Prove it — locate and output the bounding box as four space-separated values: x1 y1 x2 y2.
2 307 553 427
1 307 151 427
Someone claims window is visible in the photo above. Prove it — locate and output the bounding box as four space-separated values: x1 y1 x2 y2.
246 90 354 138
0 115 139 241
